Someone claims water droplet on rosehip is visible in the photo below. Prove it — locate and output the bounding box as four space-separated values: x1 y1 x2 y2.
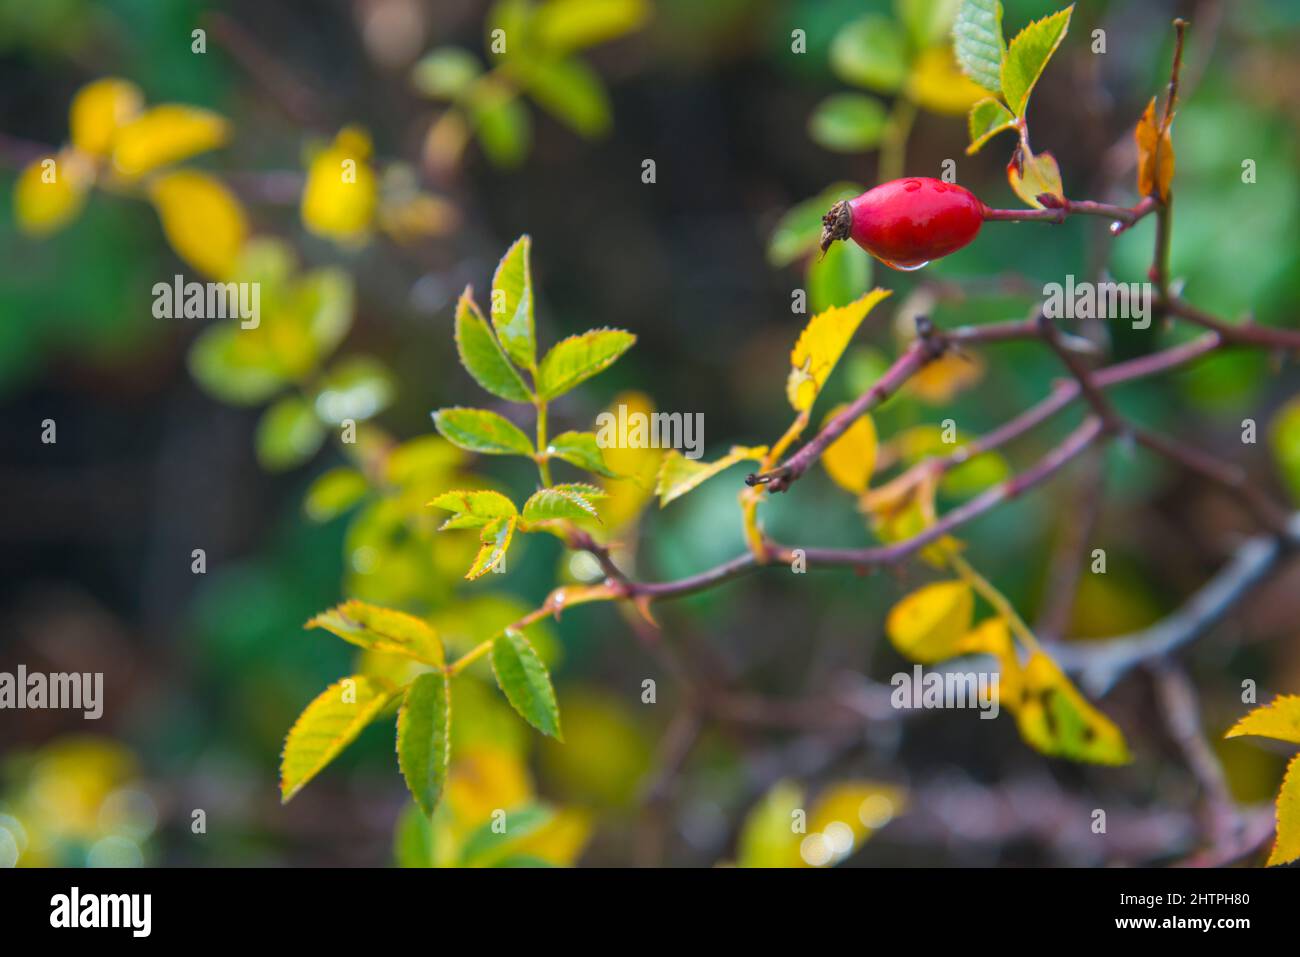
880 259 930 272
903 179 922 191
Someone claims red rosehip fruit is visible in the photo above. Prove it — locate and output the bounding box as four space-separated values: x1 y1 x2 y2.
820 178 988 270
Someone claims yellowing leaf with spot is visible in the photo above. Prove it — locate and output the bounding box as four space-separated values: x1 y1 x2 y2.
656 445 767 507
820 405 877 495
111 104 229 178
13 151 92 236
787 289 890 412
1007 143 1063 209
467 515 516 579
149 170 248 279
70 77 142 157
1135 96 1174 202
1225 695 1300 865
886 580 974 663
280 675 400 802
301 127 377 244
907 46 988 116
1014 652 1130 765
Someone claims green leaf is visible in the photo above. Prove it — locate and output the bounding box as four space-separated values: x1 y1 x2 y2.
490 235 536 368
966 96 1016 154
453 287 532 401
314 356 395 425
432 407 534 456
411 47 483 99
768 183 859 268
522 485 603 524
1270 396 1300 503
298 267 354 359
807 236 872 313
546 431 618 477
1000 5 1072 117
491 628 562 738
256 394 325 471
808 93 888 152
281 676 399 803
468 515 517 579
396 671 452 817
533 0 649 55
393 800 437 867
537 328 636 399
459 802 555 867
952 0 1005 94
829 16 908 93
656 445 767 507
524 57 611 138
470 87 531 167
308 600 445 666
429 489 518 529
896 0 962 50
304 467 369 522
188 325 287 406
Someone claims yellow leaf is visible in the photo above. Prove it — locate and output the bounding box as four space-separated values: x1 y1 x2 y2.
801 780 906 866
1006 143 1063 209
821 404 877 495
1014 653 1131 764
956 617 1022 708
787 289 891 412
446 745 534 825
111 104 229 178
510 807 593 866
865 477 961 568
301 126 378 244
13 150 92 236
1267 754 1300 866
149 170 248 279
906 46 988 116
1224 695 1300 865
736 779 804 868
656 445 767 507
1135 96 1175 202
69 77 143 158
885 580 974 663
906 351 985 404
466 514 516 579
1225 694 1300 746
598 391 662 532
280 675 399 802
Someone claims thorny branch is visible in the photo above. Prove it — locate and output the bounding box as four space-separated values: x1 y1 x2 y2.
429 16 1295 865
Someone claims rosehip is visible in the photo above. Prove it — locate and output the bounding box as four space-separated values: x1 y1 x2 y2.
820 177 988 270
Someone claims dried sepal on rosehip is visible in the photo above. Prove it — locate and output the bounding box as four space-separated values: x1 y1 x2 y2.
820 177 989 271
